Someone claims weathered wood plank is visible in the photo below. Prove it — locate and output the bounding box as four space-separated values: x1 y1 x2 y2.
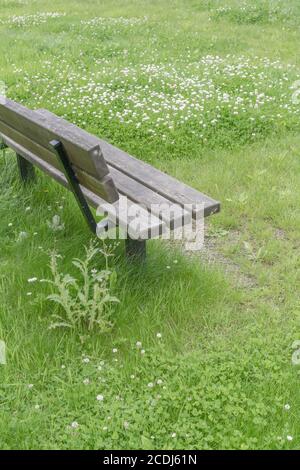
36 109 220 217
1 134 165 239
0 99 119 203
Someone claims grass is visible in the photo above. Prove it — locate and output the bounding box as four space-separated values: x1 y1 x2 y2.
0 0 300 449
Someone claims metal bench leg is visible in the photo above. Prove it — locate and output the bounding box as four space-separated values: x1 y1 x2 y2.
16 154 35 183
50 140 97 235
125 238 146 261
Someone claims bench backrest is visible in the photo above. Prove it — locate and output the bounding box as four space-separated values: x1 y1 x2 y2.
0 98 119 203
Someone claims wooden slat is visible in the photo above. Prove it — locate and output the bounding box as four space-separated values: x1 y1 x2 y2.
36 109 220 217
0 120 189 229
0 99 119 203
0 134 165 239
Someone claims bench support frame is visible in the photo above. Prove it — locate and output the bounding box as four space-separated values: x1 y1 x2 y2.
125 238 146 261
17 154 35 183
50 139 97 234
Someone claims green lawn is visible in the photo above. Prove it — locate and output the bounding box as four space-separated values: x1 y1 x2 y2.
0 0 300 450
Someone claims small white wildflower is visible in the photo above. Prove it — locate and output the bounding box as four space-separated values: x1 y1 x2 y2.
97 365 102 371
82 357 90 363
166 265 171 269
34 404 40 410
103 426 108 431
130 374 135 379
157 379 163 385
28 277 38 283
61 364 66 369
136 341 142 348
25 206 31 212
156 333 162 339
96 394 104 401
287 435 293 441
123 421 129 430
83 378 90 385
173 259 178 264
141 349 145 355
27 384 34 389
26 292 32 296
171 432 176 438
284 404 290 411
112 348 118 353
8 223 13 227
148 382 154 388
71 421 79 429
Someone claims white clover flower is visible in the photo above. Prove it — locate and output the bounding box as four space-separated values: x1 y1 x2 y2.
26 292 32 296
287 435 293 441
28 277 38 283
148 382 154 388
82 357 90 363
34 404 40 410
71 421 79 429
8 223 13 227
83 378 90 385
141 349 145 355
157 379 163 385
25 206 31 212
123 421 129 430
136 341 142 348
61 364 66 369
103 426 108 431
171 432 176 438
130 374 135 379
166 265 171 269
27 384 34 389
96 394 104 401
112 348 118 353
156 333 162 339
284 404 290 410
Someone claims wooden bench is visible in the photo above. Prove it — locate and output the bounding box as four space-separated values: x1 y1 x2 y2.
0 98 220 259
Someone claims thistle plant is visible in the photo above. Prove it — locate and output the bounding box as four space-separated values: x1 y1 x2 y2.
44 241 119 331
